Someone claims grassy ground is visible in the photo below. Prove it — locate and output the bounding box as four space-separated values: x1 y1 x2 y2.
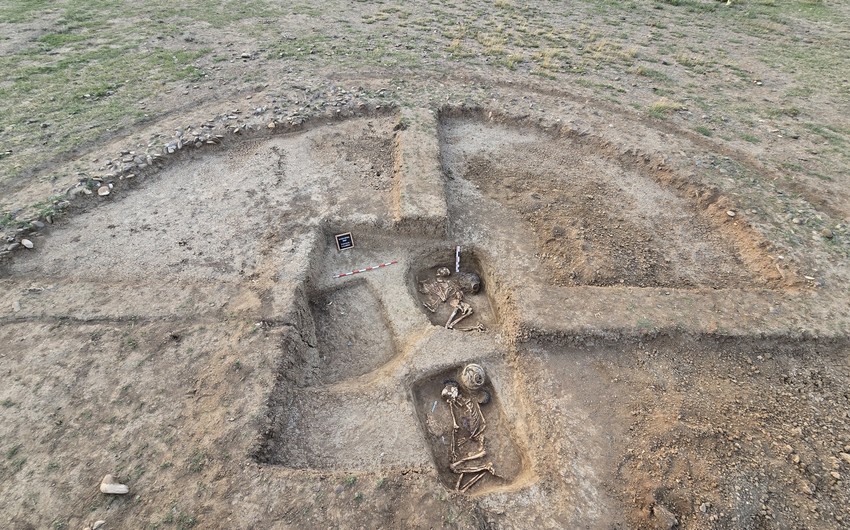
1 0 849 219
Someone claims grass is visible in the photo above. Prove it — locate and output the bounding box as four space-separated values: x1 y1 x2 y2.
634 65 671 83
161 508 197 529
187 451 206 473
0 0 848 243
803 123 847 146
648 97 684 119
694 125 713 137
6 444 23 459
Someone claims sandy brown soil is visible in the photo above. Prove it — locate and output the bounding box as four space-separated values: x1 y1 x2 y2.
1 4 850 528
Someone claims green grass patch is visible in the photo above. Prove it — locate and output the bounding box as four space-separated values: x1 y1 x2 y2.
634 65 671 82
6 443 23 459
659 0 720 13
803 123 846 146
0 0 55 23
694 125 713 137
648 97 684 119
187 451 206 473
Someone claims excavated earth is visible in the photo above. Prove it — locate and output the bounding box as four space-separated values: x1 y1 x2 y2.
2 90 850 530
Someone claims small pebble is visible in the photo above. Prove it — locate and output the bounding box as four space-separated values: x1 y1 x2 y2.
726 210 736 217
21 239 34 249
97 186 110 196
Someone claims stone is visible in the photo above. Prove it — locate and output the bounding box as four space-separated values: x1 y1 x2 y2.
821 228 834 239
100 474 129 494
97 186 110 196
7 242 20 251
726 210 736 217
92 521 106 530
21 239 34 249
31 220 45 229
241 52 251 59
652 504 678 529
840 452 850 465
831 471 841 480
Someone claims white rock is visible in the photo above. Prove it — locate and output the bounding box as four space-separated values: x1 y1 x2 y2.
21 239 34 249
100 474 129 494
92 521 106 530
97 186 110 196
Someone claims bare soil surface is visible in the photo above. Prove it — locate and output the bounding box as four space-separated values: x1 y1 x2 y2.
2 2 850 530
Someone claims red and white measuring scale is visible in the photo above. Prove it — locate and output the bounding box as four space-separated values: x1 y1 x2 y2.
333 260 398 279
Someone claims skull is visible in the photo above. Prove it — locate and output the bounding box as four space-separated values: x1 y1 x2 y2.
441 382 460 401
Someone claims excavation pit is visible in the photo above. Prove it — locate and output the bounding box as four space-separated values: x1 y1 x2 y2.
308 279 398 385
412 364 526 494
439 115 790 289
411 248 498 331
255 384 429 470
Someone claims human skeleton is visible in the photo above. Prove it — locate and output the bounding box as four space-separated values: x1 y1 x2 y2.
418 267 483 330
441 364 497 493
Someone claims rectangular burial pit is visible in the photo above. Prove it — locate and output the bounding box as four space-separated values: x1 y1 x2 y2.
412 364 527 495
412 248 498 331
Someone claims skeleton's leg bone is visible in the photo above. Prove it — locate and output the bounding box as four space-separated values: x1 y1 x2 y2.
455 323 486 332
454 462 495 476
455 472 464 491
448 309 473 329
459 471 486 493
445 307 460 329
450 449 487 473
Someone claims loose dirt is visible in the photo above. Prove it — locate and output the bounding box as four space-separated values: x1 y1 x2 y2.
2 4 850 528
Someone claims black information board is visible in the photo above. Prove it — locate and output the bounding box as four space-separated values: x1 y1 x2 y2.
335 232 354 251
